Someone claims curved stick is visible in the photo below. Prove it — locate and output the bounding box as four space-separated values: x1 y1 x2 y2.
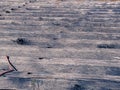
0 69 14 76
0 56 18 76
6 56 18 71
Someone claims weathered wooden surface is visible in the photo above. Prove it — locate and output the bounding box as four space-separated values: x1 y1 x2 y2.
0 0 120 90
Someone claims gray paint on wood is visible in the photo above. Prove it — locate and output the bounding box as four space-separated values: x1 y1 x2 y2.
0 0 120 90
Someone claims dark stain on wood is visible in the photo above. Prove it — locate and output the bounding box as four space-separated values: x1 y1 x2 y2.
12 38 30 45
38 57 44 60
11 8 17 11
5 11 11 13
70 84 85 90
97 44 120 49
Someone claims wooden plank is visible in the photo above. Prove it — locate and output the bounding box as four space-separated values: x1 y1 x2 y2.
0 0 120 90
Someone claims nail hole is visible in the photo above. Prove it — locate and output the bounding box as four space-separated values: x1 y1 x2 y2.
39 57 44 59
46 46 53 48
11 8 16 11
27 72 32 75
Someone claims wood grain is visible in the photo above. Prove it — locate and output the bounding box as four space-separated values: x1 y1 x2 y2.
0 0 120 90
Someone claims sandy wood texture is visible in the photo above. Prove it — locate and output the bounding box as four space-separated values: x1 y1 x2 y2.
0 0 120 90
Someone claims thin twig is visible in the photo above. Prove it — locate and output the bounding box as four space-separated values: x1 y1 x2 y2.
0 69 14 76
6 56 18 71
0 56 18 76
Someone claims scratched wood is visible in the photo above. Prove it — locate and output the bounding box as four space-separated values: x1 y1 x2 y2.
0 0 120 90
